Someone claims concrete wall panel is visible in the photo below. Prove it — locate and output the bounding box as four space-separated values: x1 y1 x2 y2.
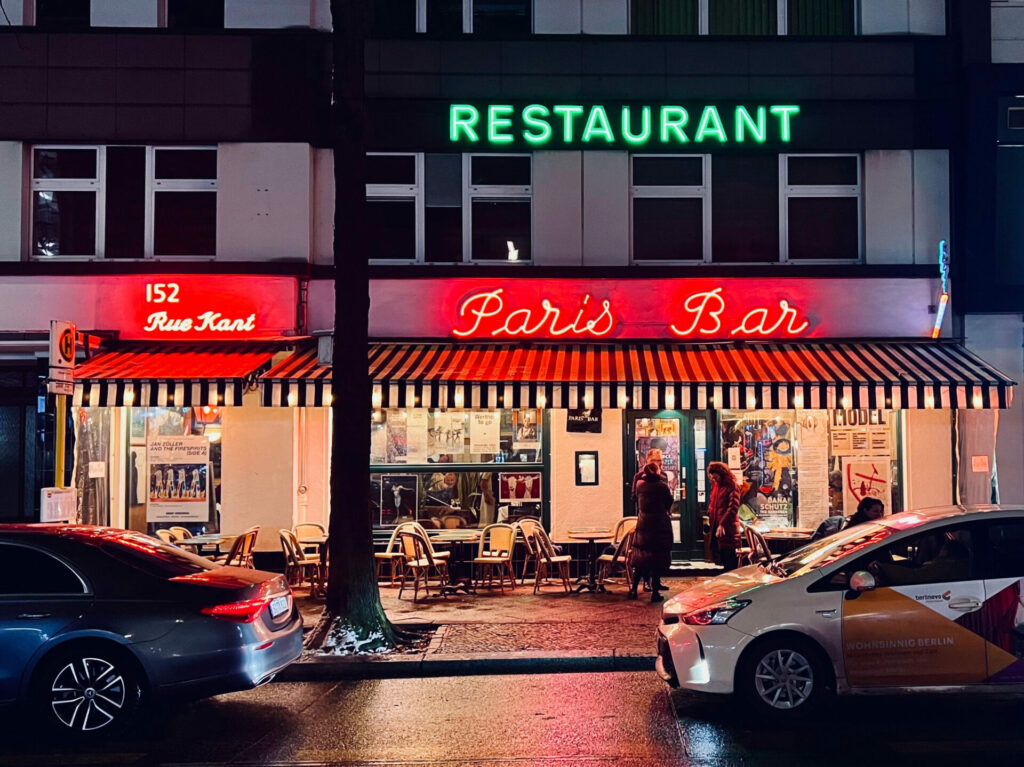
535 0 580 34
225 0 312 29
912 149 949 264
583 0 629 34
533 151 582 266
903 409 954 511
582 151 629 266
864 149 913 264
91 0 158 27
0 142 23 261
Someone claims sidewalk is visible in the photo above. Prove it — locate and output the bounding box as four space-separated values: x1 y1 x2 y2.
282 576 705 681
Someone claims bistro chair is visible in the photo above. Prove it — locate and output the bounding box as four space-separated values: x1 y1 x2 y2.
375 521 419 586
155 528 177 545
216 526 260 568
294 522 326 555
514 517 544 584
397 530 449 601
169 526 193 540
531 526 573 595
472 523 517 593
740 525 773 567
597 529 636 589
441 514 466 529
279 528 319 589
611 516 638 545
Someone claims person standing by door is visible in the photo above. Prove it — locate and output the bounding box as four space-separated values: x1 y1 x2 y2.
707 461 742 571
630 461 674 602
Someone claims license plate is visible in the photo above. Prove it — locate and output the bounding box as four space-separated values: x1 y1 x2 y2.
269 595 290 619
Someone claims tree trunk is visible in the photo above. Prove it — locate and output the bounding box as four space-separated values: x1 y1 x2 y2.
308 0 398 653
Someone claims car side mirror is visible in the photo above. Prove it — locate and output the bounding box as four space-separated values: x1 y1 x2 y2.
849 571 877 592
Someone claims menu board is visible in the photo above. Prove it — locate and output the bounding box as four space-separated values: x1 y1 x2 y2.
830 410 891 457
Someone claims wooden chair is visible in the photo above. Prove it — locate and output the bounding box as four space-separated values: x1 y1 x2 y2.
612 516 638 544
155 528 177 545
531 526 572 594
441 514 466 529
294 522 326 555
279 528 319 588
397 530 449 601
514 517 544 584
472 523 517 593
375 521 418 586
597 529 636 588
741 525 773 567
216 526 260 568
169 526 192 540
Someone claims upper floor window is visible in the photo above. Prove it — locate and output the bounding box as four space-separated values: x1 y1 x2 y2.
780 154 861 261
366 152 531 263
372 0 531 35
167 0 225 30
631 0 854 36
32 146 217 259
630 155 711 263
36 0 90 29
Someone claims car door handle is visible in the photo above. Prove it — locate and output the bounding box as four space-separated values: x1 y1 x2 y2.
815 609 837 618
948 597 981 612
17 613 51 620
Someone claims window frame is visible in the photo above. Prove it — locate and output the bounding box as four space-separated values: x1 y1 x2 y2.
629 0 861 36
31 144 218 261
415 0 534 34
779 152 862 264
366 152 425 264
0 542 91 598
629 153 712 265
463 152 533 264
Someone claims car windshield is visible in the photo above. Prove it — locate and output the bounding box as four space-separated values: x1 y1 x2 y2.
774 523 897 577
100 532 217 579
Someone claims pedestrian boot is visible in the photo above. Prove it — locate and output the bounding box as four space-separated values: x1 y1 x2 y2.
627 590 638 600
650 591 665 604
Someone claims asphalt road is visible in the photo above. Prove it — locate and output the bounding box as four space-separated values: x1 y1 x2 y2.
3 672 1024 766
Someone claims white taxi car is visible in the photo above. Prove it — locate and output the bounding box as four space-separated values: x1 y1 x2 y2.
657 506 1024 716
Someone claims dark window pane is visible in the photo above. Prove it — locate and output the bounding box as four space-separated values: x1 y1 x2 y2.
167 0 224 29
427 0 463 34
709 0 777 35
863 527 975 587
787 197 859 260
155 149 217 181
711 155 778 262
153 192 216 256
988 522 1024 579
367 155 416 185
788 156 858 186
471 199 530 261
473 0 530 36
33 191 96 256
1009 108 1024 131
104 147 146 260
34 148 97 180
633 198 703 261
633 156 703 186
366 199 416 259
632 0 699 35
471 156 530 186
425 153 461 206
788 0 854 36
36 0 90 29
371 0 416 35
425 206 462 262
0 545 85 594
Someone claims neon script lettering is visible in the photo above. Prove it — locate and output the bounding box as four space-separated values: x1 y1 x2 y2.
144 311 257 334
452 289 618 338
668 288 809 338
450 104 800 147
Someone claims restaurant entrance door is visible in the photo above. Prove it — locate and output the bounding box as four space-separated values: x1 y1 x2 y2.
625 411 705 561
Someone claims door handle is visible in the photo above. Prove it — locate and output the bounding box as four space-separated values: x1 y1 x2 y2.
17 613 51 620
815 609 837 618
947 597 981 612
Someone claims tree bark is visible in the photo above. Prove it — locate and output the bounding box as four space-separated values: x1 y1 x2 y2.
309 0 397 653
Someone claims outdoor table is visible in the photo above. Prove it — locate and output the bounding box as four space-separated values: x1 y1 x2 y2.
429 530 481 595
299 535 329 598
567 529 613 593
175 533 235 557
762 529 814 557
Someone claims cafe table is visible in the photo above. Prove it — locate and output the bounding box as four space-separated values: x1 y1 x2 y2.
428 529 481 595
566 528 613 593
762 528 815 557
299 535 329 598
175 533 235 557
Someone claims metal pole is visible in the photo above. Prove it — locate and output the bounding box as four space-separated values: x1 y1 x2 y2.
55 393 66 489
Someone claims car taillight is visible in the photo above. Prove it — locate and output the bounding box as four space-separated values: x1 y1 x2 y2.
201 583 274 623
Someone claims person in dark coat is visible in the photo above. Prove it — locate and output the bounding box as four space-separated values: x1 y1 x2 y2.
630 461 674 603
707 461 742 571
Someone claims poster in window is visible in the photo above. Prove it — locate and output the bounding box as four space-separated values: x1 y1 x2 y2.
130 408 148 443
842 457 891 515
380 474 418 525
513 408 542 446
721 411 796 528
146 435 209 522
469 410 500 454
566 408 602 434
406 409 429 463
385 410 408 463
499 472 541 502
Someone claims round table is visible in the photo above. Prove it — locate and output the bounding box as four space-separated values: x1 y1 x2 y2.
299 535 329 598
567 530 613 593
429 530 481 594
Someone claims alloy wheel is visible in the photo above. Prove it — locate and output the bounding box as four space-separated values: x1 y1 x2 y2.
752 648 814 710
50 657 127 732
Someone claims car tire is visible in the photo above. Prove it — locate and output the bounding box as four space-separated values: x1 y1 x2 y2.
736 634 832 719
32 644 143 738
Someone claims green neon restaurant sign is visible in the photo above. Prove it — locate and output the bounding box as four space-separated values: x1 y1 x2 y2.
449 103 800 148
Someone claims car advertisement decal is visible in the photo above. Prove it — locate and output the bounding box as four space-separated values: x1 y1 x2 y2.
971 579 1024 684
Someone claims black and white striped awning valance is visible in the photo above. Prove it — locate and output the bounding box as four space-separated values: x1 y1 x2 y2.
72 342 285 408
260 348 332 407
367 341 1015 411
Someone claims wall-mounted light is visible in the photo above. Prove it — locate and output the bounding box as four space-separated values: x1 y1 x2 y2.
371 389 382 408
123 391 135 406
664 391 675 410
453 390 464 408
792 393 804 409
287 392 297 407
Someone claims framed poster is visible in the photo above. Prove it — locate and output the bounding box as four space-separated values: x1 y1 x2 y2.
380 474 418 525
513 408 542 447
842 457 891 514
575 452 599 486
147 436 209 522
469 410 500 454
499 472 542 502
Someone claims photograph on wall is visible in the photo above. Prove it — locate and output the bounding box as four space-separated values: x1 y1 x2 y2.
146 435 209 522
428 411 465 455
512 408 542 447
721 411 796 527
842 456 891 516
380 474 418 525
499 472 542 502
469 410 500 454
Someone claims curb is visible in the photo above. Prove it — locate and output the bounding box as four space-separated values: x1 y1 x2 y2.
276 653 656 682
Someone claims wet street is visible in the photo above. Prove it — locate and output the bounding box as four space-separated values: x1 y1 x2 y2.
3 672 1024 766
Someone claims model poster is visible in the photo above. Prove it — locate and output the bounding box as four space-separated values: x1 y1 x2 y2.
147 435 209 522
380 474 418 525
842 457 891 514
499 472 542 502
513 408 542 447
469 410 500 454
721 411 795 527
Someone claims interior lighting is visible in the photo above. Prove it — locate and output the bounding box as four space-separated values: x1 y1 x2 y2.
537 394 547 407
792 393 804 409
840 396 851 409
123 391 135 406
453 390 464 408
323 392 333 406
664 391 675 410
371 389 382 408
972 395 983 409
287 392 297 407
617 391 628 408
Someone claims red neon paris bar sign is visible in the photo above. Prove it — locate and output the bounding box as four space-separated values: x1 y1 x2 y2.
368 277 940 340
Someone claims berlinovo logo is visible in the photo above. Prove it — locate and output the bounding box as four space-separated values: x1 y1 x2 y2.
449 103 800 147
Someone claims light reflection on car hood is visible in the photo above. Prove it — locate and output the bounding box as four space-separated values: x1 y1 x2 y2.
664 566 780 614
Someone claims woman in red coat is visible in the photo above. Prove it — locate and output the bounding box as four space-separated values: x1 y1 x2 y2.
707 461 742 571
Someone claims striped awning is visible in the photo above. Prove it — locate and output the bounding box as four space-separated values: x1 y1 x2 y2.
73 342 287 407
260 347 332 407
367 341 1015 411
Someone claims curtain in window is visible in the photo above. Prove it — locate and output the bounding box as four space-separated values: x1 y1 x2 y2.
788 0 854 36
632 0 699 35
708 0 776 35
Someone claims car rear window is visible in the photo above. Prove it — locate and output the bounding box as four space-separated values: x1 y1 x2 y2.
100 533 217 579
